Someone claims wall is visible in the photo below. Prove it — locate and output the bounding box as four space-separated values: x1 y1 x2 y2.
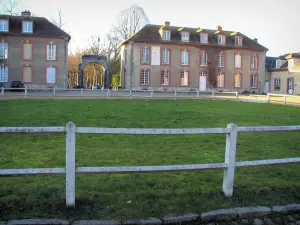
2 36 67 88
270 70 300 95
122 42 266 92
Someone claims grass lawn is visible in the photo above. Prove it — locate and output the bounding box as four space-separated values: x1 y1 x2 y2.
0 99 300 220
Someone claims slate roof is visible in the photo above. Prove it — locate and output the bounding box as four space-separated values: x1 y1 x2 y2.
123 24 268 51
0 14 71 40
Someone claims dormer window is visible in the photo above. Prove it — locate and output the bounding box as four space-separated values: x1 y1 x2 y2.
276 60 282 69
235 36 242 46
0 20 9 32
23 21 33 33
217 35 225 45
181 32 189 42
163 30 171 41
200 33 208 44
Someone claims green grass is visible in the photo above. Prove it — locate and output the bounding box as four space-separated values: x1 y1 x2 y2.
0 99 300 220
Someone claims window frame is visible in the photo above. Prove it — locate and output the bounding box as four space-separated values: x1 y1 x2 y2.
234 72 242 88
160 69 170 86
217 52 225 68
162 30 171 41
199 50 207 67
140 46 150 65
235 36 243 46
140 69 150 86
217 34 226 45
250 73 258 89
0 19 9 32
0 64 8 83
45 66 57 84
200 32 208 44
22 20 33 33
181 31 190 42
274 78 280 90
46 42 57 61
180 70 189 87
251 54 258 70
276 60 282 69
22 65 33 83
180 49 189 66
161 48 170 65
22 40 34 61
217 71 225 88
0 40 8 59
287 78 294 94
234 53 242 68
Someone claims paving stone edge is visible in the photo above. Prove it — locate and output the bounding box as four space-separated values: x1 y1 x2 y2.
2 203 300 225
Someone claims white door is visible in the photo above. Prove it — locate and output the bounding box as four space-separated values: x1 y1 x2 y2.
264 81 269 93
288 78 294 94
199 72 207 91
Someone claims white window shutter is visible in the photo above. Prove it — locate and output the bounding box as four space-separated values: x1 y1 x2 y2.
53 45 57 60
47 45 50 60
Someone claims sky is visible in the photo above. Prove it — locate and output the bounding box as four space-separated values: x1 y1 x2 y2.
8 0 300 56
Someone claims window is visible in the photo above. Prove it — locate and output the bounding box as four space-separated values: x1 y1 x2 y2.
218 35 225 45
234 72 241 88
23 66 32 83
0 65 8 82
180 71 189 86
217 72 225 87
46 67 56 84
163 30 171 40
0 20 8 32
141 47 150 64
200 50 207 66
251 55 258 70
181 50 189 66
0 41 8 59
140 69 149 85
160 70 169 86
162 49 170 65
181 32 189 42
235 53 242 68
47 43 56 60
235 36 242 46
22 41 33 60
274 78 280 89
276 60 282 69
250 73 257 88
200 33 208 43
218 52 225 67
23 21 33 33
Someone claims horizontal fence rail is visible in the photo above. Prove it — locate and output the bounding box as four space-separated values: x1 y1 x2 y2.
1 122 300 207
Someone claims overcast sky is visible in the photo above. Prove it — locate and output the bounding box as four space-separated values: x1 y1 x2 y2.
14 0 300 56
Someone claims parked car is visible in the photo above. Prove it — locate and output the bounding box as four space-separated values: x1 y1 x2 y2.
0 83 5 89
92 85 102 90
10 81 24 92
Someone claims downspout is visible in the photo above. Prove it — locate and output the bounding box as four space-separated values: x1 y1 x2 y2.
64 37 68 89
130 41 134 89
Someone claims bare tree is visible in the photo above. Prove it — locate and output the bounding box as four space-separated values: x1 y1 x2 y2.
51 9 66 29
0 0 22 15
113 4 150 41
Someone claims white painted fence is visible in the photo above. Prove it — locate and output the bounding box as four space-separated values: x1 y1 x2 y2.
1 122 300 207
267 93 300 106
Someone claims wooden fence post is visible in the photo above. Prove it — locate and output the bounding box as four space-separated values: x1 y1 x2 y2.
53 88 56 97
222 123 237 197
197 90 199 99
66 122 76 207
107 88 110 98
1 87 4 96
212 91 215 100
174 89 177 100
151 89 153 98
24 87 27 97
80 88 83 97
129 89 132 100
284 95 287 106
236 92 238 102
267 93 270 103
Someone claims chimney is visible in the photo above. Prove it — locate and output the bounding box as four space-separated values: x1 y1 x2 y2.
21 10 31 17
217 25 222 31
164 21 170 26
253 38 258 42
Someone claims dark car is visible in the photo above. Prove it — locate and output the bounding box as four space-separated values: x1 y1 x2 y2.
0 83 5 89
10 81 24 91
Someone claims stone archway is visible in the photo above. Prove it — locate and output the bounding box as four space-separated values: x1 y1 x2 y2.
78 55 111 89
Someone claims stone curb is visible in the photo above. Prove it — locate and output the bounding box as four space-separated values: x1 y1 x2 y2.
234 206 271 218
2 204 300 225
7 220 69 225
162 213 199 224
